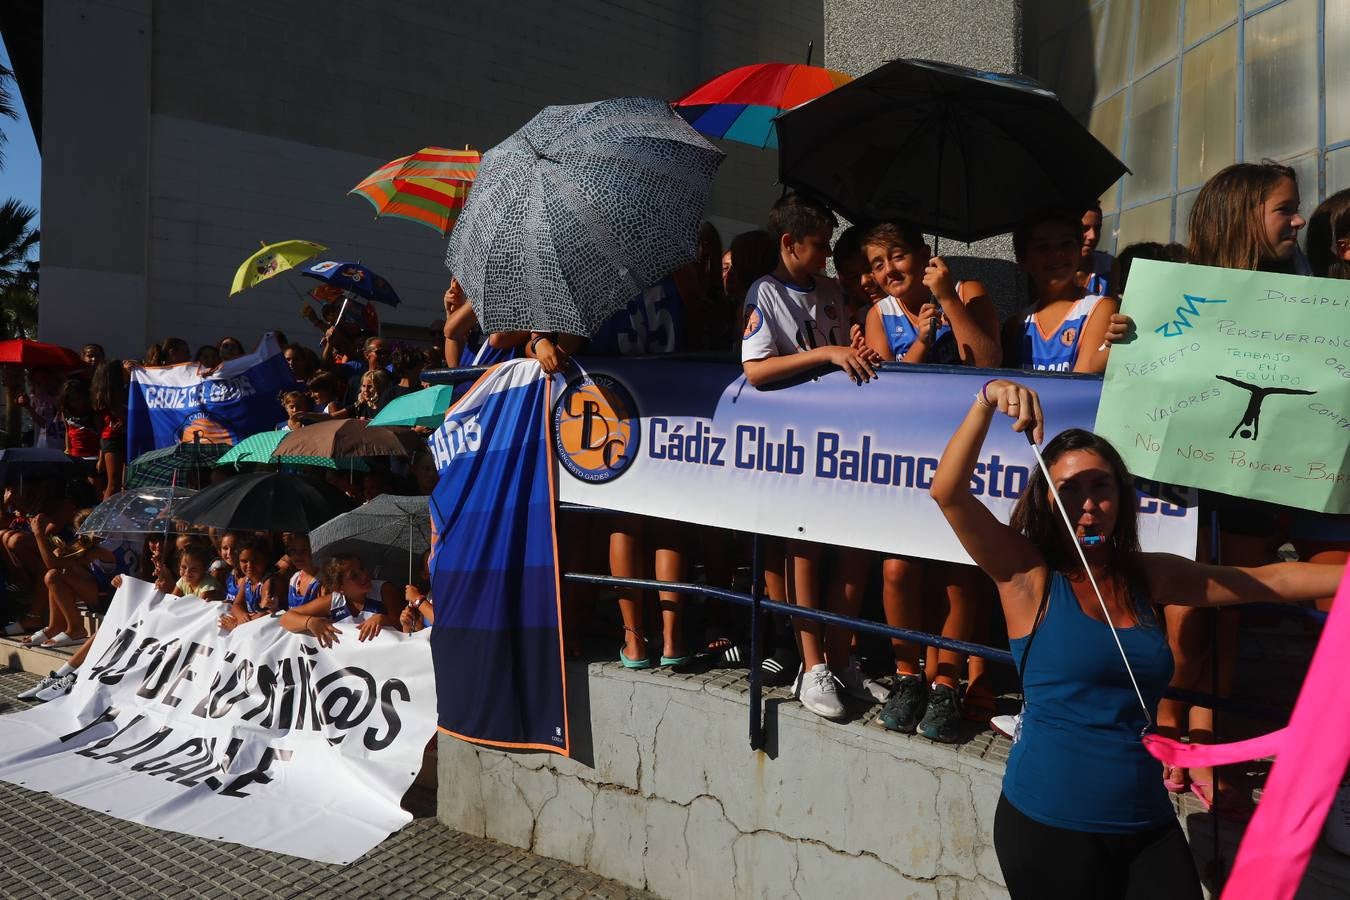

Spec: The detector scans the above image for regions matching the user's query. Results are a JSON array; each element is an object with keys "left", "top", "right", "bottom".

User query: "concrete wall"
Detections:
[
  {"left": 38, "top": 0, "right": 823, "bottom": 357},
  {"left": 822, "top": 0, "right": 1029, "bottom": 319},
  {"left": 439, "top": 663, "right": 1011, "bottom": 899}
]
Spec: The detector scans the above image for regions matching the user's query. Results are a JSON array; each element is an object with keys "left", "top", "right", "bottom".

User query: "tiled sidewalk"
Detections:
[{"left": 0, "top": 670, "right": 654, "bottom": 900}]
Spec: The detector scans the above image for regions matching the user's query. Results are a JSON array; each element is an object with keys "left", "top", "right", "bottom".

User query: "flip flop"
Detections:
[
  {"left": 659, "top": 654, "right": 693, "bottom": 667},
  {"left": 619, "top": 647, "right": 652, "bottom": 670},
  {"left": 1163, "top": 766, "right": 1187, "bottom": 793},
  {"left": 41, "top": 632, "right": 85, "bottom": 649},
  {"left": 1190, "top": 780, "right": 1213, "bottom": 812}
]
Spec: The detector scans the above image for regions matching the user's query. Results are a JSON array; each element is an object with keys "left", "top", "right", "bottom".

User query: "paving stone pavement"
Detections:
[{"left": 0, "top": 670, "right": 656, "bottom": 900}]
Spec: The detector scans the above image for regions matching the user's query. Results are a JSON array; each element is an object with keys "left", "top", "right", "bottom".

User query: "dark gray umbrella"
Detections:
[
  {"left": 308, "top": 494, "right": 430, "bottom": 582},
  {"left": 444, "top": 96, "right": 725, "bottom": 336},
  {"left": 172, "top": 472, "right": 354, "bottom": 533}
]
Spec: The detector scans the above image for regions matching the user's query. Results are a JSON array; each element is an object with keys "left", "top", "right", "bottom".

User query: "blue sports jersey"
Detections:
[
  {"left": 329, "top": 581, "right": 387, "bottom": 622},
  {"left": 874, "top": 294, "right": 960, "bottom": 364},
  {"left": 286, "top": 571, "right": 321, "bottom": 610},
  {"left": 1019, "top": 294, "right": 1106, "bottom": 372},
  {"left": 589, "top": 277, "right": 686, "bottom": 356}
]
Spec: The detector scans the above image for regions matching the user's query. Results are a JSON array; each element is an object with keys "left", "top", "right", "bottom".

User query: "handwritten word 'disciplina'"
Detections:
[{"left": 1154, "top": 294, "right": 1228, "bottom": 337}]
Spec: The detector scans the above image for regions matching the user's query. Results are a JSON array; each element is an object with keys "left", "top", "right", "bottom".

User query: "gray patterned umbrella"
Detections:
[
  {"left": 308, "top": 494, "right": 430, "bottom": 582},
  {"left": 444, "top": 96, "right": 725, "bottom": 336}
]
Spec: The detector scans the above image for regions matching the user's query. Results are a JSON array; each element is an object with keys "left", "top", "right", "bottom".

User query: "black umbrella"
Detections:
[
  {"left": 0, "top": 448, "right": 86, "bottom": 486},
  {"left": 171, "top": 472, "right": 355, "bottom": 533},
  {"left": 309, "top": 494, "right": 430, "bottom": 582},
  {"left": 776, "top": 59, "right": 1129, "bottom": 242}
]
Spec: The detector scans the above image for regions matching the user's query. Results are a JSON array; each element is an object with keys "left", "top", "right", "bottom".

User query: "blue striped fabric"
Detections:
[{"left": 427, "top": 360, "right": 568, "bottom": 755}]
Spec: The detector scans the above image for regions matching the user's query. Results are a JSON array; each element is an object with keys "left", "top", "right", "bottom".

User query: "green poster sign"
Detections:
[{"left": 1095, "top": 259, "right": 1350, "bottom": 513}]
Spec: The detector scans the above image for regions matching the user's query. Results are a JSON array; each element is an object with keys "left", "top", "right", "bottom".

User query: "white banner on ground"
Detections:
[{"left": 0, "top": 579, "right": 437, "bottom": 864}]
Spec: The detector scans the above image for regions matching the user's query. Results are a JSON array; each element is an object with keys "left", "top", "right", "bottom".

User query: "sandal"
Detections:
[
  {"left": 619, "top": 647, "right": 652, "bottom": 669},
  {"left": 1163, "top": 766, "right": 1187, "bottom": 793},
  {"left": 1190, "top": 781, "right": 1213, "bottom": 812},
  {"left": 21, "top": 628, "right": 49, "bottom": 647},
  {"left": 42, "top": 632, "right": 86, "bottom": 649}
]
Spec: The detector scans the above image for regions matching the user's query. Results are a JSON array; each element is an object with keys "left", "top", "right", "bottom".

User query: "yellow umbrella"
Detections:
[{"left": 229, "top": 239, "right": 327, "bottom": 296}]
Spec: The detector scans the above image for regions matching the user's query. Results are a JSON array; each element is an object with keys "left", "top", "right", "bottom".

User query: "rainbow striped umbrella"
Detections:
[
  {"left": 675, "top": 63, "right": 853, "bottom": 150},
  {"left": 349, "top": 147, "right": 481, "bottom": 235}
]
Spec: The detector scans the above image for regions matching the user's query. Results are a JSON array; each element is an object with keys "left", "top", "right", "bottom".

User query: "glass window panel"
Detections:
[
  {"left": 1329, "top": 146, "right": 1350, "bottom": 196},
  {"left": 1328, "top": 0, "right": 1350, "bottom": 144},
  {"left": 1175, "top": 188, "right": 1200, "bottom": 244},
  {"left": 1134, "top": 0, "right": 1180, "bottom": 77},
  {"left": 1096, "top": 0, "right": 1135, "bottom": 99},
  {"left": 1057, "top": 15, "right": 1100, "bottom": 116},
  {"left": 1101, "top": 212, "right": 1120, "bottom": 256},
  {"left": 1117, "top": 197, "right": 1174, "bottom": 250},
  {"left": 1038, "top": 37, "right": 1064, "bottom": 91},
  {"left": 1089, "top": 94, "right": 1128, "bottom": 215},
  {"left": 1178, "top": 28, "right": 1236, "bottom": 189},
  {"left": 1284, "top": 151, "right": 1320, "bottom": 210},
  {"left": 1123, "top": 62, "right": 1177, "bottom": 204},
  {"left": 1244, "top": 0, "right": 1319, "bottom": 162},
  {"left": 1184, "top": 0, "right": 1236, "bottom": 46}
]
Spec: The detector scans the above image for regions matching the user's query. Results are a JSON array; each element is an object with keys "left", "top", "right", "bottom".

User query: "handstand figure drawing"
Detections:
[{"left": 1215, "top": 375, "right": 1316, "bottom": 440}]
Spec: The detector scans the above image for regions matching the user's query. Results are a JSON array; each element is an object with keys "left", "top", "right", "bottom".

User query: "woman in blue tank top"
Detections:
[{"left": 930, "top": 378, "right": 1342, "bottom": 899}]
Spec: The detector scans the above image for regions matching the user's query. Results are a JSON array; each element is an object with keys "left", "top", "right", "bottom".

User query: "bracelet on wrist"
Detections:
[{"left": 976, "top": 379, "right": 997, "bottom": 407}]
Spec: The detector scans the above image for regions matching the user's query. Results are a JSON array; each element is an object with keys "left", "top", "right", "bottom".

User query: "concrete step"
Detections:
[{"left": 1, "top": 634, "right": 79, "bottom": 675}]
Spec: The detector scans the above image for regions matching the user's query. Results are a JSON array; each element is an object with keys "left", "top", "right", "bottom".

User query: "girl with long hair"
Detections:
[
  {"left": 1164, "top": 161, "right": 1308, "bottom": 807},
  {"left": 930, "top": 378, "right": 1341, "bottom": 898},
  {"left": 90, "top": 360, "right": 128, "bottom": 499}
]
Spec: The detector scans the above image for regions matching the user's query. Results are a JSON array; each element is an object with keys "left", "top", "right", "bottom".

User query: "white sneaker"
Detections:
[
  {"left": 991, "top": 712, "right": 1022, "bottom": 742},
  {"left": 834, "top": 658, "right": 891, "bottom": 703},
  {"left": 34, "top": 671, "right": 77, "bottom": 702},
  {"left": 794, "top": 663, "right": 846, "bottom": 719},
  {"left": 18, "top": 671, "right": 59, "bottom": 701}
]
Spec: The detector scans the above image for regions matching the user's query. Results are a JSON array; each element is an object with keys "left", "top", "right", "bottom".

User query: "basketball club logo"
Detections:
[
  {"left": 553, "top": 375, "right": 641, "bottom": 483},
  {"left": 1060, "top": 326, "right": 1078, "bottom": 346},
  {"left": 742, "top": 305, "right": 763, "bottom": 340}
]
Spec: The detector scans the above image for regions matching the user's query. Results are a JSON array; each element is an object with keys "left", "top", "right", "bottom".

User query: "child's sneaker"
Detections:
[
  {"left": 34, "top": 671, "right": 77, "bottom": 702},
  {"left": 834, "top": 658, "right": 890, "bottom": 703},
  {"left": 918, "top": 683, "right": 962, "bottom": 743},
  {"left": 793, "top": 663, "right": 845, "bottom": 719},
  {"left": 878, "top": 674, "right": 926, "bottom": 733},
  {"left": 18, "top": 671, "right": 59, "bottom": 701},
  {"left": 990, "top": 712, "right": 1022, "bottom": 741}
]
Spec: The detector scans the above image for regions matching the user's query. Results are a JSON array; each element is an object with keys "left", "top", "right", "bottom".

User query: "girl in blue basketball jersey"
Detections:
[
  {"left": 219, "top": 542, "right": 281, "bottom": 632},
  {"left": 861, "top": 221, "right": 1001, "bottom": 367},
  {"left": 280, "top": 533, "right": 321, "bottom": 611},
  {"left": 280, "top": 553, "right": 397, "bottom": 647},
  {"left": 1007, "top": 209, "right": 1119, "bottom": 373}
]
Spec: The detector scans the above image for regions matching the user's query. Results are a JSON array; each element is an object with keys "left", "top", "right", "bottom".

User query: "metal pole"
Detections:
[
  {"left": 1209, "top": 509, "right": 1224, "bottom": 889},
  {"left": 748, "top": 532, "right": 765, "bottom": 751}
]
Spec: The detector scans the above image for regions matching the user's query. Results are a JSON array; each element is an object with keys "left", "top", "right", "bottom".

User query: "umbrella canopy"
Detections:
[
  {"left": 0, "top": 339, "right": 83, "bottom": 370},
  {"left": 125, "top": 442, "right": 232, "bottom": 489},
  {"left": 350, "top": 147, "right": 480, "bottom": 235},
  {"left": 230, "top": 240, "right": 327, "bottom": 297},
  {"left": 300, "top": 261, "right": 401, "bottom": 307},
  {"left": 675, "top": 62, "right": 853, "bottom": 149},
  {"left": 776, "top": 59, "right": 1129, "bottom": 243},
  {"left": 78, "top": 486, "right": 199, "bottom": 536},
  {"left": 444, "top": 96, "right": 725, "bottom": 336},
  {"left": 171, "top": 472, "right": 355, "bottom": 533},
  {"left": 368, "top": 385, "right": 456, "bottom": 428},
  {"left": 0, "top": 448, "right": 86, "bottom": 485},
  {"left": 216, "top": 430, "right": 370, "bottom": 471},
  {"left": 309, "top": 494, "right": 431, "bottom": 581},
  {"left": 272, "top": 419, "right": 420, "bottom": 460}
]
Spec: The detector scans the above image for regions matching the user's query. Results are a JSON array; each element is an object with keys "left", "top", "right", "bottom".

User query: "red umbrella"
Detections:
[{"left": 0, "top": 339, "right": 83, "bottom": 370}]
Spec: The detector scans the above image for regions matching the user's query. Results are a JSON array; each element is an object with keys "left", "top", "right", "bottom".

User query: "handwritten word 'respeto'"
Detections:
[{"left": 1259, "top": 289, "right": 1350, "bottom": 308}]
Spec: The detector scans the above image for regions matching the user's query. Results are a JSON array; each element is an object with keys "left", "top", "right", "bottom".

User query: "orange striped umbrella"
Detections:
[{"left": 349, "top": 146, "right": 481, "bottom": 235}]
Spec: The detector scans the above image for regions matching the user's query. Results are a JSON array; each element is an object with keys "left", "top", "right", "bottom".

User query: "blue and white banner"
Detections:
[
  {"left": 428, "top": 359, "right": 571, "bottom": 756},
  {"left": 127, "top": 334, "right": 294, "bottom": 458},
  {"left": 551, "top": 360, "right": 1198, "bottom": 563}
]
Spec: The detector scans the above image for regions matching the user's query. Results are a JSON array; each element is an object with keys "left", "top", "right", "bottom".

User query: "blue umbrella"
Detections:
[
  {"left": 444, "top": 96, "right": 724, "bottom": 337},
  {"left": 300, "top": 261, "right": 402, "bottom": 306}
]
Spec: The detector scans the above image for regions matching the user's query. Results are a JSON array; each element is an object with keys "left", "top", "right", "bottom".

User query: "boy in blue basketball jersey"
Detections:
[{"left": 741, "top": 193, "right": 884, "bottom": 720}]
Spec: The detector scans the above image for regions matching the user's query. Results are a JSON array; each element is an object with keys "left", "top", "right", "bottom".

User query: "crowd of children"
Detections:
[{"left": 3, "top": 163, "right": 1349, "bottom": 889}]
